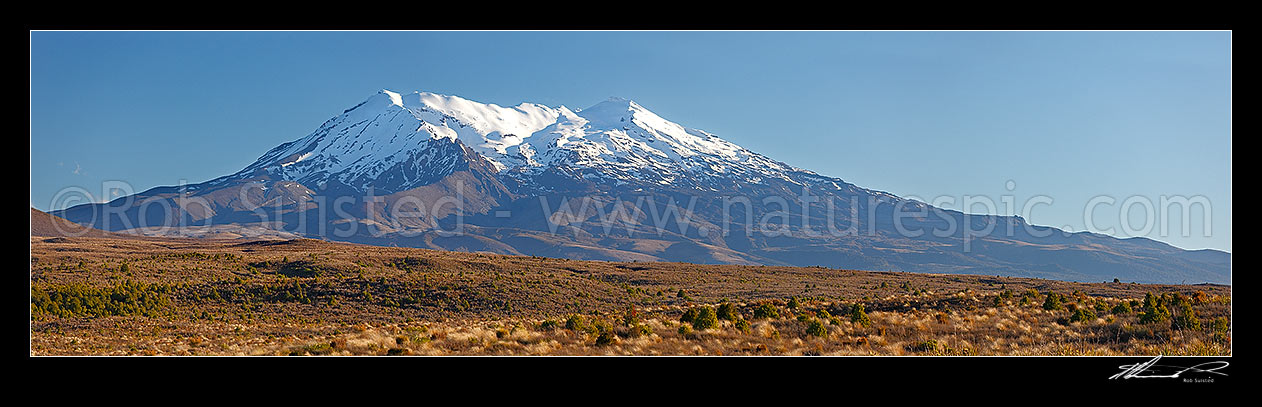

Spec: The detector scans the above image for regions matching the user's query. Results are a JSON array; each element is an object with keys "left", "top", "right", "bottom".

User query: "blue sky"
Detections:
[{"left": 30, "top": 31, "right": 1231, "bottom": 251}]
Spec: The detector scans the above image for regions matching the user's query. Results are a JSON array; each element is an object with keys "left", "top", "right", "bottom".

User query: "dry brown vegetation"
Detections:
[{"left": 30, "top": 236, "right": 1231, "bottom": 356}]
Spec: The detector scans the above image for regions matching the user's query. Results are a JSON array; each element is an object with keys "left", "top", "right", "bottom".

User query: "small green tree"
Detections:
[
  {"left": 716, "top": 303, "right": 738, "bottom": 321},
  {"left": 806, "top": 320, "right": 827, "bottom": 337},
  {"left": 1069, "top": 307, "right": 1097, "bottom": 323},
  {"left": 679, "top": 308, "right": 698, "bottom": 324},
  {"left": 1210, "top": 317, "right": 1230, "bottom": 340},
  {"left": 1093, "top": 301, "right": 1109, "bottom": 314},
  {"left": 1170, "top": 296, "right": 1201, "bottom": 331},
  {"left": 565, "top": 315, "right": 586, "bottom": 331},
  {"left": 1172, "top": 306, "right": 1201, "bottom": 331},
  {"left": 1111, "top": 301, "right": 1133, "bottom": 314},
  {"left": 850, "top": 303, "right": 871, "bottom": 328},
  {"left": 1042, "top": 292, "right": 1064, "bottom": 311},
  {"left": 1138, "top": 293, "right": 1171, "bottom": 324},
  {"left": 692, "top": 306, "right": 718, "bottom": 330},
  {"left": 753, "top": 303, "right": 780, "bottom": 320}
]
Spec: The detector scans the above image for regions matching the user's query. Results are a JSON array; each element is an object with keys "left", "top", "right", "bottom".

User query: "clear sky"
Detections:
[{"left": 29, "top": 31, "right": 1231, "bottom": 252}]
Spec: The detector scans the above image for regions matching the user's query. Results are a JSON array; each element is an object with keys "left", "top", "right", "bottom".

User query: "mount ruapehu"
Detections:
[{"left": 54, "top": 90, "right": 1230, "bottom": 285}]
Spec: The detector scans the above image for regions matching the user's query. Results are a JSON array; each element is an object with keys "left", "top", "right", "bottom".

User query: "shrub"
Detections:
[
  {"left": 850, "top": 303, "right": 872, "bottom": 328},
  {"left": 907, "top": 339, "right": 939, "bottom": 353},
  {"left": 1210, "top": 317, "right": 1230, "bottom": 339},
  {"left": 622, "top": 307, "right": 639, "bottom": 326},
  {"left": 787, "top": 297, "right": 800, "bottom": 309},
  {"left": 1171, "top": 297, "right": 1201, "bottom": 331},
  {"left": 1139, "top": 305, "right": 1171, "bottom": 324},
  {"left": 677, "top": 324, "right": 693, "bottom": 337},
  {"left": 539, "top": 319, "right": 560, "bottom": 331},
  {"left": 564, "top": 315, "right": 586, "bottom": 331},
  {"left": 1069, "top": 307, "right": 1097, "bottom": 323},
  {"left": 595, "top": 331, "right": 615, "bottom": 346},
  {"left": 734, "top": 318, "right": 751, "bottom": 334},
  {"left": 1172, "top": 307, "right": 1201, "bottom": 331},
  {"left": 806, "top": 320, "right": 827, "bottom": 338},
  {"left": 1138, "top": 293, "right": 1171, "bottom": 324},
  {"left": 716, "top": 303, "right": 739, "bottom": 321},
  {"left": 1042, "top": 292, "right": 1064, "bottom": 311},
  {"left": 679, "top": 308, "right": 698, "bottom": 324},
  {"left": 1111, "top": 302, "right": 1132, "bottom": 314},
  {"left": 692, "top": 306, "right": 719, "bottom": 330},
  {"left": 753, "top": 303, "right": 780, "bottom": 320},
  {"left": 591, "top": 320, "right": 613, "bottom": 336},
  {"left": 817, "top": 309, "right": 831, "bottom": 320},
  {"left": 31, "top": 280, "right": 172, "bottom": 319},
  {"left": 630, "top": 324, "right": 653, "bottom": 338}
]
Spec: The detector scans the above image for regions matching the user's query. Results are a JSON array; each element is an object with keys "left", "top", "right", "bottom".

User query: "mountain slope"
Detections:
[
  {"left": 30, "top": 208, "right": 125, "bottom": 238},
  {"left": 54, "top": 90, "right": 1231, "bottom": 284}
]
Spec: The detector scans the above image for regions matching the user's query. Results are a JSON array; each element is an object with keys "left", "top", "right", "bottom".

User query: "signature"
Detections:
[{"left": 1110, "top": 355, "right": 1229, "bottom": 380}]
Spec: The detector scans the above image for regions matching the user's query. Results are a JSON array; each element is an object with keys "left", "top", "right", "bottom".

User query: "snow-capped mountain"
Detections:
[
  {"left": 55, "top": 90, "right": 1231, "bottom": 285},
  {"left": 505, "top": 96, "right": 803, "bottom": 190},
  {"left": 209, "top": 90, "right": 557, "bottom": 194},
  {"left": 216, "top": 90, "right": 813, "bottom": 194}
]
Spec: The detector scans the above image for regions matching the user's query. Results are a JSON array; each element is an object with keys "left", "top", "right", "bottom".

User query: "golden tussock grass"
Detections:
[{"left": 30, "top": 237, "right": 1231, "bottom": 356}]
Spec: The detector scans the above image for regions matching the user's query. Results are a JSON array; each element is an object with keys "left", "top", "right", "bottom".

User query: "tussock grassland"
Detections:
[{"left": 30, "top": 237, "right": 1230, "bottom": 356}]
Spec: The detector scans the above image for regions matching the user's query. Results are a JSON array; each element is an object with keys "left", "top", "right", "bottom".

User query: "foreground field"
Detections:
[{"left": 30, "top": 237, "right": 1231, "bottom": 356}]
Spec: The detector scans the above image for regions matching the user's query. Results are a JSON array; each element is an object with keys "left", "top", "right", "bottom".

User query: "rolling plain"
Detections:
[{"left": 30, "top": 232, "right": 1230, "bottom": 356}]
